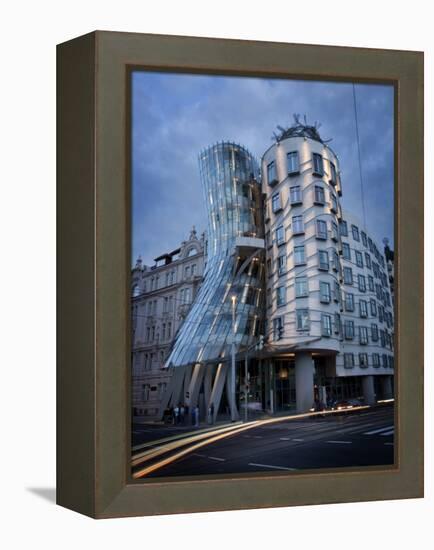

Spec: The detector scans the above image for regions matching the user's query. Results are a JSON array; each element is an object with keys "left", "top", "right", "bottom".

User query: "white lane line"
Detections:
[
  {"left": 192, "top": 453, "right": 206, "bottom": 458},
  {"left": 384, "top": 442, "right": 394, "bottom": 446},
  {"left": 279, "top": 437, "right": 291, "bottom": 441},
  {"left": 292, "top": 438, "right": 304, "bottom": 442},
  {"left": 364, "top": 425, "right": 394, "bottom": 435},
  {"left": 380, "top": 429, "right": 394, "bottom": 436},
  {"left": 248, "top": 462, "right": 297, "bottom": 471},
  {"left": 326, "top": 440, "right": 352, "bottom": 444},
  {"left": 208, "top": 456, "right": 225, "bottom": 461}
]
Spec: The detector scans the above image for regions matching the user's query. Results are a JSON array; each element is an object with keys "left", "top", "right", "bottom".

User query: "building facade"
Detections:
[
  {"left": 131, "top": 228, "right": 206, "bottom": 419},
  {"left": 260, "top": 122, "right": 394, "bottom": 412}
]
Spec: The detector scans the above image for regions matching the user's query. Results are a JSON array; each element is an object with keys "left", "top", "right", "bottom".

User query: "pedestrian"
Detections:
[
  {"left": 173, "top": 405, "right": 179, "bottom": 425},
  {"left": 180, "top": 404, "right": 185, "bottom": 424},
  {"left": 195, "top": 405, "right": 200, "bottom": 427}
]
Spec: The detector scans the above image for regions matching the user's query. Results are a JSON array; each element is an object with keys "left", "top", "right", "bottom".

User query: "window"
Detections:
[
  {"left": 320, "top": 281, "right": 331, "bottom": 303},
  {"left": 167, "top": 322, "right": 172, "bottom": 339},
  {"left": 267, "top": 161, "right": 277, "bottom": 185},
  {"left": 163, "top": 296, "right": 168, "bottom": 313},
  {"left": 276, "top": 286, "right": 286, "bottom": 307},
  {"left": 361, "top": 231, "right": 367, "bottom": 247},
  {"left": 331, "top": 221, "right": 339, "bottom": 241},
  {"left": 277, "top": 253, "right": 286, "bottom": 276},
  {"left": 333, "top": 281, "right": 340, "bottom": 303},
  {"left": 359, "top": 326, "right": 369, "bottom": 345},
  {"left": 330, "top": 193, "right": 338, "bottom": 213},
  {"left": 314, "top": 186, "right": 325, "bottom": 204},
  {"left": 191, "top": 264, "right": 196, "bottom": 276},
  {"left": 344, "top": 320, "right": 354, "bottom": 339},
  {"left": 287, "top": 151, "right": 299, "bottom": 174},
  {"left": 294, "top": 245, "right": 306, "bottom": 265},
  {"left": 344, "top": 353, "right": 354, "bottom": 368},
  {"left": 370, "top": 299, "right": 377, "bottom": 316},
  {"left": 359, "top": 300, "right": 368, "bottom": 318},
  {"left": 340, "top": 220, "right": 348, "bottom": 236},
  {"left": 318, "top": 250, "right": 329, "bottom": 271},
  {"left": 334, "top": 312, "right": 341, "bottom": 334},
  {"left": 316, "top": 219, "right": 327, "bottom": 239},
  {"left": 273, "top": 316, "right": 284, "bottom": 340},
  {"left": 332, "top": 250, "right": 339, "bottom": 272},
  {"left": 382, "top": 354, "right": 388, "bottom": 368},
  {"left": 343, "top": 266, "right": 353, "bottom": 285},
  {"left": 351, "top": 225, "right": 360, "bottom": 241},
  {"left": 380, "top": 329, "right": 385, "bottom": 347},
  {"left": 295, "top": 276, "right": 308, "bottom": 298},
  {"left": 388, "top": 356, "right": 394, "bottom": 369},
  {"left": 132, "top": 285, "right": 140, "bottom": 297},
  {"left": 312, "top": 153, "right": 323, "bottom": 176},
  {"left": 355, "top": 250, "right": 363, "bottom": 268},
  {"left": 329, "top": 161, "right": 337, "bottom": 184},
  {"left": 321, "top": 314, "right": 332, "bottom": 337},
  {"left": 358, "top": 274, "right": 366, "bottom": 293},
  {"left": 292, "top": 215, "right": 304, "bottom": 234},
  {"left": 290, "top": 185, "right": 302, "bottom": 204},
  {"left": 185, "top": 265, "right": 190, "bottom": 278},
  {"left": 368, "top": 275, "right": 375, "bottom": 292},
  {"left": 345, "top": 292, "right": 355, "bottom": 312},
  {"left": 272, "top": 192, "right": 282, "bottom": 213},
  {"left": 372, "top": 353, "right": 380, "bottom": 367},
  {"left": 342, "top": 242, "right": 351, "bottom": 260},
  {"left": 296, "top": 309, "right": 310, "bottom": 331},
  {"left": 276, "top": 225, "right": 285, "bottom": 246},
  {"left": 365, "top": 252, "right": 371, "bottom": 269},
  {"left": 161, "top": 323, "right": 166, "bottom": 340},
  {"left": 359, "top": 353, "right": 368, "bottom": 368}
]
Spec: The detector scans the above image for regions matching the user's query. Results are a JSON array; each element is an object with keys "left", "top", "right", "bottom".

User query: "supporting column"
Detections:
[
  {"left": 295, "top": 352, "right": 315, "bottom": 413},
  {"left": 362, "top": 375, "right": 376, "bottom": 405},
  {"left": 186, "top": 363, "right": 205, "bottom": 409},
  {"left": 226, "top": 365, "right": 240, "bottom": 421},
  {"left": 208, "top": 363, "right": 228, "bottom": 423},
  {"left": 380, "top": 375, "right": 393, "bottom": 400}
]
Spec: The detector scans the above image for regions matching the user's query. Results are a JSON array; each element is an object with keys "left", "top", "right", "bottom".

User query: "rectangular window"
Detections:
[
  {"left": 312, "top": 153, "right": 323, "bottom": 176},
  {"left": 358, "top": 274, "right": 366, "bottom": 293},
  {"left": 296, "top": 309, "right": 310, "bottom": 331},
  {"left": 287, "top": 151, "right": 299, "bottom": 175},
  {"left": 333, "top": 281, "right": 340, "bottom": 303},
  {"left": 276, "top": 286, "right": 286, "bottom": 307},
  {"left": 372, "top": 353, "right": 380, "bottom": 367},
  {"left": 345, "top": 292, "right": 355, "bottom": 312},
  {"left": 292, "top": 215, "right": 304, "bottom": 234},
  {"left": 344, "top": 353, "right": 354, "bottom": 368},
  {"left": 382, "top": 354, "right": 388, "bottom": 368},
  {"left": 359, "top": 299, "right": 368, "bottom": 318},
  {"left": 273, "top": 316, "right": 284, "bottom": 340},
  {"left": 295, "top": 276, "right": 308, "bottom": 298},
  {"left": 359, "top": 326, "right": 369, "bottom": 345},
  {"left": 342, "top": 242, "right": 351, "bottom": 260},
  {"left": 368, "top": 275, "right": 375, "bottom": 292},
  {"left": 330, "top": 193, "right": 338, "bottom": 213},
  {"left": 277, "top": 253, "right": 286, "bottom": 276},
  {"left": 275, "top": 225, "right": 285, "bottom": 246},
  {"left": 318, "top": 250, "right": 329, "bottom": 271},
  {"left": 167, "top": 322, "right": 172, "bottom": 339},
  {"left": 272, "top": 192, "right": 282, "bottom": 213},
  {"left": 320, "top": 281, "right": 331, "bottom": 303},
  {"left": 294, "top": 245, "right": 305, "bottom": 265},
  {"left": 365, "top": 252, "right": 371, "bottom": 269},
  {"left": 380, "top": 329, "right": 385, "bottom": 347},
  {"left": 355, "top": 250, "right": 363, "bottom": 268},
  {"left": 340, "top": 220, "right": 348, "bottom": 236},
  {"left": 314, "top": 185, "right": 325, "bottom": 204},
  {"left": 321, "top": 314, "right": 332, "bottom": 337},
  {"left": 267, "top": 161, "right": 277, "bottom": 186},
  {"left": 351, "top": 224, "right": 360, "bottom": 241},
  {"left": 332, "top": 250, "right": 339, "bottom": 272},
  {"left": 344, "top": 320, "right": 354, "bottom": 339},
  {"left": 343, "top": 266, "right": 353, "bottom": 285},
  {"left": 359, "top": 353, "right": 368, "bottom": 368},
  {"left": 370, "top": 299, "right": 377, "bottom": 316},
  {"left": 331, "top": 221, "right": 339, "bottom": 241},
  {"left": 290, "top": 185, "right": 302, "bottom": 204},
  {"left": 388, "top": 356, "right": 394, "bottom": 369},
  {"left": 329, "top": 161, "right": 337, "bottom": 184},
  {"left": 361, "top": 231, "right": 367, "bottom": 247},
  {"left": 316, "top": 219, "right": 328, "bottom": 239}
]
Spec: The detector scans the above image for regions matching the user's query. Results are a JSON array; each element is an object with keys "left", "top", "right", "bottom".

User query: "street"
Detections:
[{"left": 132, "top": 404, "right": 394, "bottom": 479}]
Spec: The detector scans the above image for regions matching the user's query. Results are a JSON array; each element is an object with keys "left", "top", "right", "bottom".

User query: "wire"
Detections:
[{"left": 352, "top": 83, "right": 367, "bottom": 229}]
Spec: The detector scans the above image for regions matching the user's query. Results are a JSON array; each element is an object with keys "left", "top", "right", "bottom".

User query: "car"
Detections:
[{"left": 331, "top": 400, "right": 355, "bottom": 411}]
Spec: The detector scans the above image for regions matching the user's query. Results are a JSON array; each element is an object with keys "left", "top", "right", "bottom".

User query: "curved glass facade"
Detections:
[{"left": 165, "top": 142, "right": 265, "bottom": 368}]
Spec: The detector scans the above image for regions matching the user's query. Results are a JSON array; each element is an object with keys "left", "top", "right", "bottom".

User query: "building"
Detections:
[
  {"left": 260, "top": 120, "right": 394, "bottom": 412},
  {"left": 131, "top": 228, "right": 206, "bottom": 419}
]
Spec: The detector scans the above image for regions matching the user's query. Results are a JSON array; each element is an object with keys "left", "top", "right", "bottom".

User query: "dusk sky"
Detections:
[{"left": 132, "top": 71, "right": 394, "bottom": 266}]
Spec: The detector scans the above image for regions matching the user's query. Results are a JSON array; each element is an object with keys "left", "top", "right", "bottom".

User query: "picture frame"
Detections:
[{"left": 57, "top": 30, "right": 423, "bottom": 518}]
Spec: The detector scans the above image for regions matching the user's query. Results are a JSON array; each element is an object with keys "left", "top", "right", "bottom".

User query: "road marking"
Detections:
[
  {"left": 380, "top": 429, "right": 394, "bottom": 436},
  {"left": 248, "top": 462, "right": 297, "bottom": 471},
  {"left": 292, "top": 438, "right": 304, "bottom": 442},
  {"left": 384, "top": 442, "right": 394, "bottom": 446},
  {"left": 364, "top": 425, "right": 394, "bottom": 435},
  {"left": 208, "top": 456, "right": 225, "bottom": 461},
  {"left": 253, "top": 435, "right": 263, "bottom": 439},
  {"left": 326, "top": 440, "right": 352, "bottom": 444},
  {"left": 279, "top": 437, "right": 291, "bottom": 441},
  {"left": 192, "top": 453, "right": 206, "bottom": 458}
]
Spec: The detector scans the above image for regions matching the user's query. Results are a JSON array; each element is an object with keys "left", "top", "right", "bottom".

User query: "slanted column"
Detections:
[
  {"left": 362, "top": 375, "right": 376, "bottom": 405},
  {"left": 295, "top": 352, "right": 315, "bottom": 413},
  {"left": 380, "top": 375, "right": 393, "bottom": 400}
]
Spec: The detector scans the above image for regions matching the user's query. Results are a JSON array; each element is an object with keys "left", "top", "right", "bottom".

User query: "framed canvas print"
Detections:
[{"left": 57, "top": 31, "right": 424, "bottom": 518}]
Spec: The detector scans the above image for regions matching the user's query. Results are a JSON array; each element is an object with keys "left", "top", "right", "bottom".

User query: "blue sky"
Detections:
[{"left": 132, "top": 71, "right": 394, "bottom": 265}]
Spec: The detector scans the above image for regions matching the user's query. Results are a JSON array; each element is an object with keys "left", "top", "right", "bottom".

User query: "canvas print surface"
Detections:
[{"left": 130, "top": 71, "right": 395, "bottom": 479}]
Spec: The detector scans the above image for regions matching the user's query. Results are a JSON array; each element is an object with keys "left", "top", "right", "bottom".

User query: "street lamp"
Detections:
[{"left": 231, "top": 295, "right": 237, "bottom": 422}]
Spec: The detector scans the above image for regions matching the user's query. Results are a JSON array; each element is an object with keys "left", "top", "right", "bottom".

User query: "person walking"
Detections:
[{"left": 194, "top": 405, "right": 200, "bottom": 427}]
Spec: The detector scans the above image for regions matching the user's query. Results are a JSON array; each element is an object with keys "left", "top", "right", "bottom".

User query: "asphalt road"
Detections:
[{"left": 134, "top": 405, "right": 394, "bottom": 478}]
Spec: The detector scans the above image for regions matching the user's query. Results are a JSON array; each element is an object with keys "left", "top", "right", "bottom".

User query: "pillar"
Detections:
[
  {"left": 362, "top": 375, "right": 376, "bottom": 405},
  {"left": 380, "top": 375, "right": 393, "bottom": 399},
  {"left": 295, "top": 352, "right": 315, "bottom": 413}
]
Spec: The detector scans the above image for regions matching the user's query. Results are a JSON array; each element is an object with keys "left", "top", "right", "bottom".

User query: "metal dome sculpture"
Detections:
[{"left": 272, "top": 114, "right": 332, "bottom": 144}]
